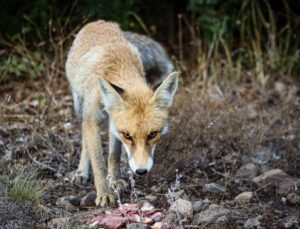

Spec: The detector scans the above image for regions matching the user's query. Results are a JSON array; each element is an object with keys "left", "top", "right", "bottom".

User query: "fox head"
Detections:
[{"left": 99, "top": 72, "right": 178, "bottom": 176}]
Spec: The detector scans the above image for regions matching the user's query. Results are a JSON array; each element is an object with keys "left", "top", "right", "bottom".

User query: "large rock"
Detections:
[
  {"left": 192, "top": 204, "right": 231, "bottom": 226},
  {"left": 252, "top": 169, "right": 300, "bottom": 195},
  {"left": 169, "top": 198, "right": 193, "bottom": 219},
  {"left": 235, "top": 163, "right": 258, "bottom": 180}
]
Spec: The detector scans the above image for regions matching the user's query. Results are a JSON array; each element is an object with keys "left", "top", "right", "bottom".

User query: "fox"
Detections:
[{"left": 65, "top": 20, "right": 178, "bottom": 207}]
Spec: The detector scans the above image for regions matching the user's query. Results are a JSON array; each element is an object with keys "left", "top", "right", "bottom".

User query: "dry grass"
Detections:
[
  {"left": 179, "top": 0, "right": 300, "bottom": 86},
  {"left": 0, "top": 165, "right": 50, "bottom": 203}
]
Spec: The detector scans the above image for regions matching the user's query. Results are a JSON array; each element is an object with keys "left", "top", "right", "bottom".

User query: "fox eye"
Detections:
[
  {"left": 148, "top": 131, "right": 158, "bottom": 140},
  {"left": 122, "top": 132, "right": 132, "bottom": 141}
]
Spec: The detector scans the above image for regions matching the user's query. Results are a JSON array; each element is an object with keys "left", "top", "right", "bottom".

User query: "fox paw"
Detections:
[
  {"left": 72, "top": 170, "right": 89, "bottom": 185},
  {"left": 95, "top": 193, "right": 115, "bottom": 207},
  {"left": 109, "top": 178, "right": 129, "bottom": 192}
]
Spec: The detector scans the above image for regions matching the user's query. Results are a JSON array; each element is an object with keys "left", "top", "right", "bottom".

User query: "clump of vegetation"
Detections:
[
  {"left": 186, "top": 0, "right": 300, "bottom": 85},
  {"left": 0, "top": 165, "right": 49, "bottom": 203},
  {"left": 0, "top": 0, "right": 299, "bottom": 86}
]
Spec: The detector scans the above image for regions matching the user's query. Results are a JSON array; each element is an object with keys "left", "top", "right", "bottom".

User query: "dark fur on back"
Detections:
[{"left": 124, "top": 32, "right": 174, "bottom": 88}]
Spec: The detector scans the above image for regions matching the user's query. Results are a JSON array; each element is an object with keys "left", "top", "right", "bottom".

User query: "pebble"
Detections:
[
  {"left": 202, "top": 183, "right": 226, "bottom": 193},
  {"left": 286, "top": 193, "right": 300, "bottom": 205},
  {"left": 143, "top": 195, "right": 158, "bottom": 206},
  {"left": 192, "top": 200, "right": 204, "bottom": 213},
  {"left": 235, "top": 163, "right": 258, "bottom": 180},
  {"left": 56, "top": 195, "right": 79, "bottom": 207},
  {"left": 126, "top": 223, "right": 148, "bottom": 229},
  {"left": 80, "top": 191, "right": 97, "bottom": 207},
  {"left": 281, "top": 215, "right": 299, "bottom": 228},
  {"left": 234, "top": 192, "right": 253, "bottom": 205}
]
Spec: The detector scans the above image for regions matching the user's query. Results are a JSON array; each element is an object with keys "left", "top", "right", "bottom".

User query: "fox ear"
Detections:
[
  {"left": 99, "top": 78, "right": 124, "bottom": 110},
  {"left": 152, "top": 72, "right": 179, "bottom": 108}
]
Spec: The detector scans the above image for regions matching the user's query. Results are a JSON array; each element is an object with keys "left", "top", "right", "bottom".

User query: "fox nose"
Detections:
[{"left": 135, "top": 169, "right": 148, "bottom": 176}]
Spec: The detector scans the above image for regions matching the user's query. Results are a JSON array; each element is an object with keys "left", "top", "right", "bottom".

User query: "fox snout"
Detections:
[
  {"left": 129, "top": 154, "right": 153, "bottom": 176},
  {"left": 125, "top": 145, "right": 154, "bottom": 176}
]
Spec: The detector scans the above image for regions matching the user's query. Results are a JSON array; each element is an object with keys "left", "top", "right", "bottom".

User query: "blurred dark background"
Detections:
[{"left": 1, "top": 0, "right": 300, "bottom": 83}]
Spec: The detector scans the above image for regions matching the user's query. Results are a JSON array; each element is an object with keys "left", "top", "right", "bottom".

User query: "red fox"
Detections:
[{"left": 65, "top": 20, "right": 178, "bottom": 207}]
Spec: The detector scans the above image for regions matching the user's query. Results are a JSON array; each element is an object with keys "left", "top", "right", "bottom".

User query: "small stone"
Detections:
[
  {"left": 287, "top": 193, "right": 300, "bottom": 204},
  {"left": 56, "top": 195, "right": 77, "bottom": 207},
  {"left": 69, "top": 196, "right": 81, "bottom": 206},
  {"left": 192, "top": 200, "right": 204, "bottom": 213},
  {"left": 277, "top": 178, "right": 300, "bottom": 195},
  {"left": 169, "top": 199, "right": 193, "bottom": 219},
  {"left": 234, "top": 192, "right": 253, "bottom": 204},
  {"left": 274, "top": 81, "right": 286, "bottom": 96},
  {"left": 243, "top": 215, "right": 263, "bottom": 229},
  {"left": 63, "top": 122, "right": 73, "bottom": 129},
  {"left": 126, "top": 223, "right": 148, "bottom": 229},
  {"left": 281, "top": 215, "right": 299, "bottom": 228},
  {"left": 202, "top": 183, "right": 226, "bottom": 193},
  {"left": 80, "top": 191, "right": 97, "bottom": 207},
  {"left": 144, "top": 195, "right": 158, "bottom": 205},
  {"left": 152, "top": 222, "right": 172, "bottom": 229},
  {"left": 281, "top": 197, "right": 287, "bottom": 204},
  {"left": 252, "top": 169, "right": 286, "bottom": 184},
  {"left": 31, "top": 100, "right": 39, "bottom": 107},
  {"left": 236, "top": 163, "right": 258, "bottom": 180},
  {"left": 192, "top": 204, "right": 231, "bottom": 225},
  {"left": 47, "top": 217, "right": 70, "bottom": 229}
]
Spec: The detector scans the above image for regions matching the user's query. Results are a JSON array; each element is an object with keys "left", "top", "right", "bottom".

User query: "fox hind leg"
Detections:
[{"left": 73, "top": 134, "right": 90, "bottom": 185}]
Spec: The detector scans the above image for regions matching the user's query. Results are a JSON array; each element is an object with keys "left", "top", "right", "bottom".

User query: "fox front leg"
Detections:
[
  {"left": 108, "top": 133, "right": 128, "bottom": 191},
  {"left": 82, "top": 118, "right": 115, "bottom": 207}
]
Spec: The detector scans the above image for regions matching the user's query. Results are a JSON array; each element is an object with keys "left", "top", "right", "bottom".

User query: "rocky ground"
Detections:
[{"left": 0, "top": 75, "right": 299, "bottom": 228}]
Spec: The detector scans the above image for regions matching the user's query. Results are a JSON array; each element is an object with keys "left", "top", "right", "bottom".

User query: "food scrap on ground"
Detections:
[{"left": 85, "top": 202, "right": 170, "bottom": 229}]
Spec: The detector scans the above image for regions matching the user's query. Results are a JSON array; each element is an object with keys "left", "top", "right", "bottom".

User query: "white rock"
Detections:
[{"left": 234, "top": 192, "right": 253, "bottom": 204}]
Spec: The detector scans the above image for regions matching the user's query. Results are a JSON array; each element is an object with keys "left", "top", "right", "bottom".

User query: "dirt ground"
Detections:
[{"left": 0, "top": 74, "right": 299, "bottom": 228}]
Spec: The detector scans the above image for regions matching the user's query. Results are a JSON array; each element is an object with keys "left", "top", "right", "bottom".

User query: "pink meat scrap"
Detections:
[{"left": 85, "top": 202, "right": 171, "bottom": 229}]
